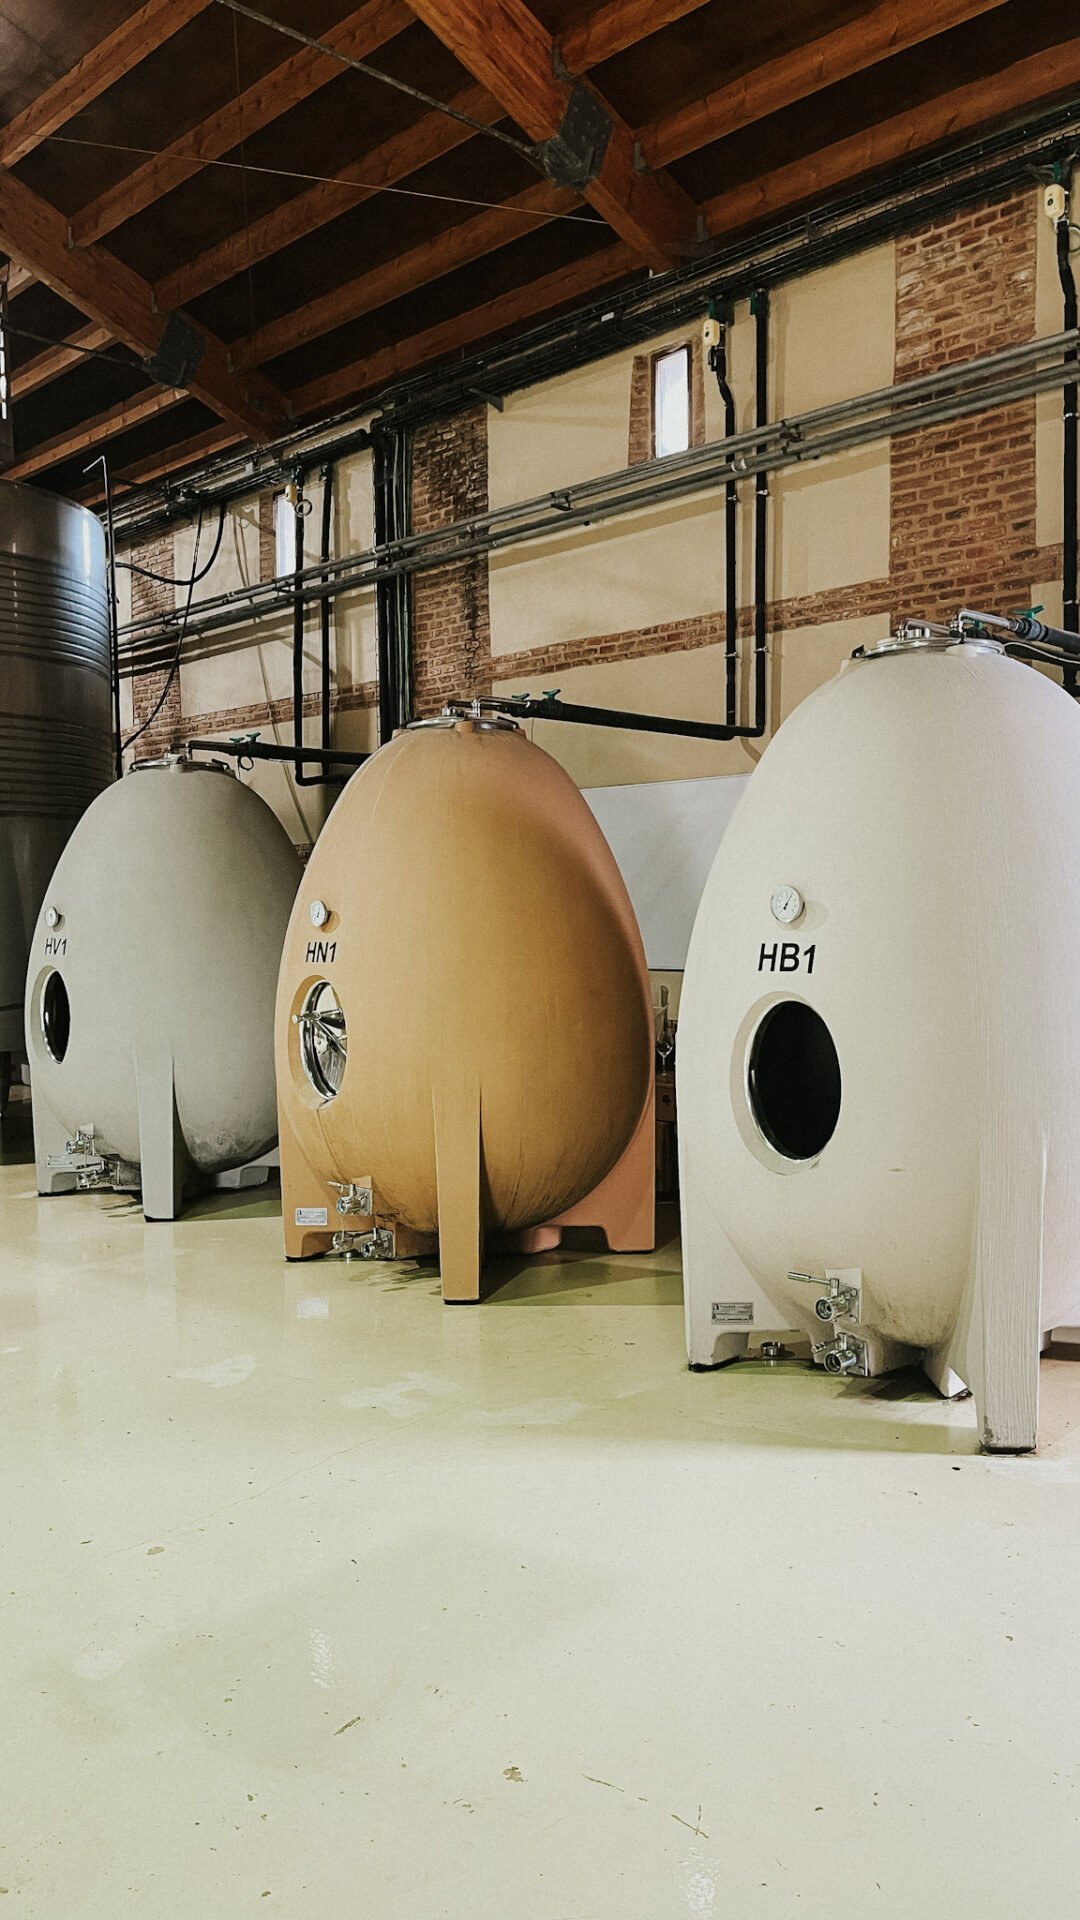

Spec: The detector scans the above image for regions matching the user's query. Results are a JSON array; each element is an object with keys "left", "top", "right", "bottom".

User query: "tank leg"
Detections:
[
  {"left": 277, "top": 1100, "right": 337, "bottom": 1259},
  {"left": 542, "top": 1090, "right": 656, "bottom": 1252},
  {"left": 433, "top": 1076, "right": 483, "bottom": 1303},
  {"left": 680, "top": 1142, "right": 793, "bottom": 1367},
  {"left": 937, "top": 1151, "right": 1043, "bottom": 1451},
  {"left": 136, "top": 1051, "right": 188, "bottom": 1221},
  {"left": 30, "top": 1087, "right": 78, "bottom": 1195}
]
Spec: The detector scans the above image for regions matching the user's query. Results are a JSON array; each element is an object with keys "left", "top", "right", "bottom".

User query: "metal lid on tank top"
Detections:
[
  {"left": 852, "top": 620, "right": 1004, "bottom": 661},
  {"left": 128, "top": 750, "right": 236, "bottom": 775}
]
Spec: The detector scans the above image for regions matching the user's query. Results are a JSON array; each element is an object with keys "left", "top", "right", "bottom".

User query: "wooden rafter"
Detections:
[
  {"left": 291, "top": 239, "right": 639, "bottom": 416},
  {"left": 641, "top": 0, "right": 1012, "bottom": 167},
  {"left": 559, "top": 0, "right": 712, "bottom": 75},
  {"left": 406, "top": 0, "right": 696, "bottom": 269},
  {"left": 0, "top": 0, "right": 218, "bottom": 170},
  {"left": 5, "top": 265, "right": 37, "bottom": 297},
  {"left": 13, "top": 323, "right": 112, "bottom": 400},
  {"left": 77, "top": 424, "right": 244, "bottom": 506},
  {"left": 154, "top": 82, "right": 500, "bottom": 310},
  {"left": 5, "top": 386, "right": 184, "bottom": 482},
  {"left": 0, "top": 168, "right": 287, "bottom": 441},
  {"left": 700, "top": 33, "right": 1080, "bottom": 240},
  {"left": 234, "top": 182, "right": 574, "bottom": 370},
  {"left": 70, "top": 0, "right": 411, "bottom": 247}
]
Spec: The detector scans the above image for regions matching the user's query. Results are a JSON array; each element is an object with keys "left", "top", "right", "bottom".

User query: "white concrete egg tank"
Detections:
[
  {"left": 678, "top": 628, "right": 1080, "bottom": 1451},
  {"left": 27, "top": 755, "right": 302, "bottom": 1218}
]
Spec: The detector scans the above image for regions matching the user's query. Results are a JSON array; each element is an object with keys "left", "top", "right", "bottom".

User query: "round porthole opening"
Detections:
[
  {"left": 298, "top": 979, "right": 346, "bottom": 1100},
  {"left": 41, "top": 970, "right": 70, "bottom": 1063},
  {"left": 747, "top": 999, "right": 841, "bottom": 1161}
]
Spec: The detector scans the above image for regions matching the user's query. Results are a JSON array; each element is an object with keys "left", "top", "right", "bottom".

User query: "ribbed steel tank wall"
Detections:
[{"left": 0, "top": 480, "right": 113, "bottom": 1059}]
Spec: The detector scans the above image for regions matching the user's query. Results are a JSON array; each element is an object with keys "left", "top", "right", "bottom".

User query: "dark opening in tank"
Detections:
[
  {"left": 748, "top": 1000, "right": 841, "bottom": 1160},
  {"left": 41, "top": 970, "right": 70, "bottom": 1063}
]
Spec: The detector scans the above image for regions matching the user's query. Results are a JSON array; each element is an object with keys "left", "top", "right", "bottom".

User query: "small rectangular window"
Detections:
[
  {"left": 274, "top": 489, "right": 296, "bottom": 577},
  {"left": 652, "top": 344, "right": 691, "bottom": 459}
]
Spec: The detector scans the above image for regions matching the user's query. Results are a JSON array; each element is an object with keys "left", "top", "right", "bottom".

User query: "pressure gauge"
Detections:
[
  {"left": 309, "top": 899, "right": 330, "bottom": 929},
  {"left": 770, "top": 885, "right": 804, "bottom": 925},
  {"left": 44, "top": 905, "right": 62, "bottom": 930}
]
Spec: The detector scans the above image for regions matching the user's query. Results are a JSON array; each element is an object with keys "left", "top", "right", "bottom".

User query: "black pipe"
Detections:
[
  {"left": 752, "top": 288, "right": 770, "bottom": 738},
  {"left": 185, "top": 738, "right": 369, "bottom": 769},
  {"left": 83, "top": 452, "right": 123, "bottom": 778},
  {"left": 450, "top": 696, "right": 740, "bottom": 742},
  {"left": 1057, "top": 211, "right": 1079, "bottom": 693},
  {"left": 373, "top": 426, "right": 414, "bottom": 743},
  {"left": 708, "top": 305, "right": 739, "bottom": 728},
  {"left": 289, "top": 471, "right": 330, "bottom": 788},
  {"left": 319, "top": 462, "right": 334, "bottom": 752}
]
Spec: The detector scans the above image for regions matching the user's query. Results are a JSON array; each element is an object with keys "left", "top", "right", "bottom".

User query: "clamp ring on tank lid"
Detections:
[
  {"left": 853, "top": 618, "right": 1004, "bottom": 661},
  {"left": 408, "top": 700, "right": 521, "bottom": 733}
]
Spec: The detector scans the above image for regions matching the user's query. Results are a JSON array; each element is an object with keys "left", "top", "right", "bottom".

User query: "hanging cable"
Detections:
[
  {"left": 121, "top": 504, "right": 206, "bottom": 753},
  {"left": 214, "top": 0, "right": 538, "bottom": 162},
  {"left": 45, "top": 135, "right": 602, "bottom": 220},
  {"left": 116, "top": 500, "right": 226, "bottom": 586}
]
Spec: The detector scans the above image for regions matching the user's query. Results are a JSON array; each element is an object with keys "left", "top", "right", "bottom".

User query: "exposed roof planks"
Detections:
[
  {"left": 0, "top": 0, "right": 218, "bottom": 170},
  {"left": 233, "top": 180, "right": 576, "bottom": 370},
  {"left": 290, "top": 237, "right": 639, "bottom": 415},
  {"left": 405, "top": 0, "right": 698, "bottom": 268},
  {"left": 69, "top": 0, "right": 413, "bottom": 247},
  {"left": 153, "top": 81, "right": 502, "bottom": 310},
  {"left": 640, "top": 0, "right": 1014, "bottom": 167},
  {"left": 5, "top": 384, "right": 184, "bottom": 480},
  {"left": 0, "top": 167, "right": 289, "bottom": 442}
]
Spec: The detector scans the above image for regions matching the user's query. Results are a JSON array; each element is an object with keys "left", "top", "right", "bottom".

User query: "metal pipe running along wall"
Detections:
[{"left": 118, "top": 327, "right": 1080, "bottom": 666}]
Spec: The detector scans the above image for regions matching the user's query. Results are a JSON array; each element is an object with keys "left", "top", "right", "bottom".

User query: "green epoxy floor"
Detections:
[{"left": 2, "top": 1101, "right": 1080, "bottom": 1917}]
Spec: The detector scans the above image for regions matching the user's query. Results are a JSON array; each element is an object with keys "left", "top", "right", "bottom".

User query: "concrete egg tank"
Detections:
[
  {"left": 28, "top": 755, "right": 302, "bottom": 1217},
  {"left": 0, "top": 480, "right": 113, "bottom": 1086},
  {"left": 678, "top": 625, "right": 1080, "bottom": 1452},
  {"left": 276, "top": 715, "right": 655, "bottom": 1299}
]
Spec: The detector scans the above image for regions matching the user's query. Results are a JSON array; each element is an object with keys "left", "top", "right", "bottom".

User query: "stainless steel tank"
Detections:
[{"left": 0, "top": 480, "right": 113, "bottom": 1077}]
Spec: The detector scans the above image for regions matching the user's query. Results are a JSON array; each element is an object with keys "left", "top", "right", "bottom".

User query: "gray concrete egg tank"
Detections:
[
  {"left": 26, "top": 756, "right": 302, "bottom": 1218},
  {"left": 0, "top": 480, "right": 113, "bottom": 1074}
]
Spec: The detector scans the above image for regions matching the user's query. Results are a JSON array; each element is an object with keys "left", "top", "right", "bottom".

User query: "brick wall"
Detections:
[
  {"left": 411, "top": 405, "right": 491, "bottom": 714},
  {"left": 128, "top": 530, "right": 184, "bottom": 760},
  {"left": 890, "top": 193, "right": 1042, "bottom": 622}
]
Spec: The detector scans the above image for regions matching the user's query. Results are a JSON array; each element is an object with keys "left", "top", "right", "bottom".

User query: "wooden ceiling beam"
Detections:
[
  {"left": 0, "top": 0, "right": 218, "bottom": 170},
  {"left": 405, "top": 0, "right": 697, "bottom": 268},
  {"left": 12, "top": 323, "right": 113, "bottom": 400},
  {"left": 4, "top": 265, "right": 38, "bottom": 297},
  {"left": 76, "top": 423, "right": 244, "bottom": 506},
  {"left": 641, "top": 0, "right": 1012, "bottom": 168},
  {"left": 154, "top": 82, "right": 500, "bottom": 309},
  {"left": 0, "top": 167, "right": 287, "bottom": 441},
  {"left": 70, "top": 0, "right": 412, "bottom": 248},
  {"left": 235, "top": 181, "right": 574, "bottom": 370},
  {"left": 5, "top": 385, "right": 185, "bottom": 482},
  {"left": 559, "top": 0, "right": 712, "bottom": 75},
  {"left": 291, "top": 238, "right": 639, "bottom": 416},
  {"left": 701, "top": 34, "right": 1080, "bottom": 238}
]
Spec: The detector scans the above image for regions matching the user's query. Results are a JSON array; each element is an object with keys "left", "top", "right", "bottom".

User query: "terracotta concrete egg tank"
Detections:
[
  {"left": 276, "top": 715, "right": 655, "bottom": 1299},
  {"left": 27, "top": 755, "right": 302, "bottom": 1218},
  {"left": 678, "top": 624, "right": 1080, "bottom": 1452}
]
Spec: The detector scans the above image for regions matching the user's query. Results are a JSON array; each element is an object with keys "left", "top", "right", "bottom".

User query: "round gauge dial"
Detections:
[
  {"left": 309, "top": 899, "right": 330, "bottom": 929},
  {"left": 770, "top": 885, "right": 805, "bottom": 925}
]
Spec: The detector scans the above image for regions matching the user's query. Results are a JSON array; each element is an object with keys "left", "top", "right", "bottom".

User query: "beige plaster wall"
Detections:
[
  {"left": 492, "top": 612, "right": 891, "bottom": 788},
  {"left": 487, "top": 244, "right": 894, "bottom": 669},
  {"left": 1035, "top": 167, "right": 1078, "bottom": 555}
]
